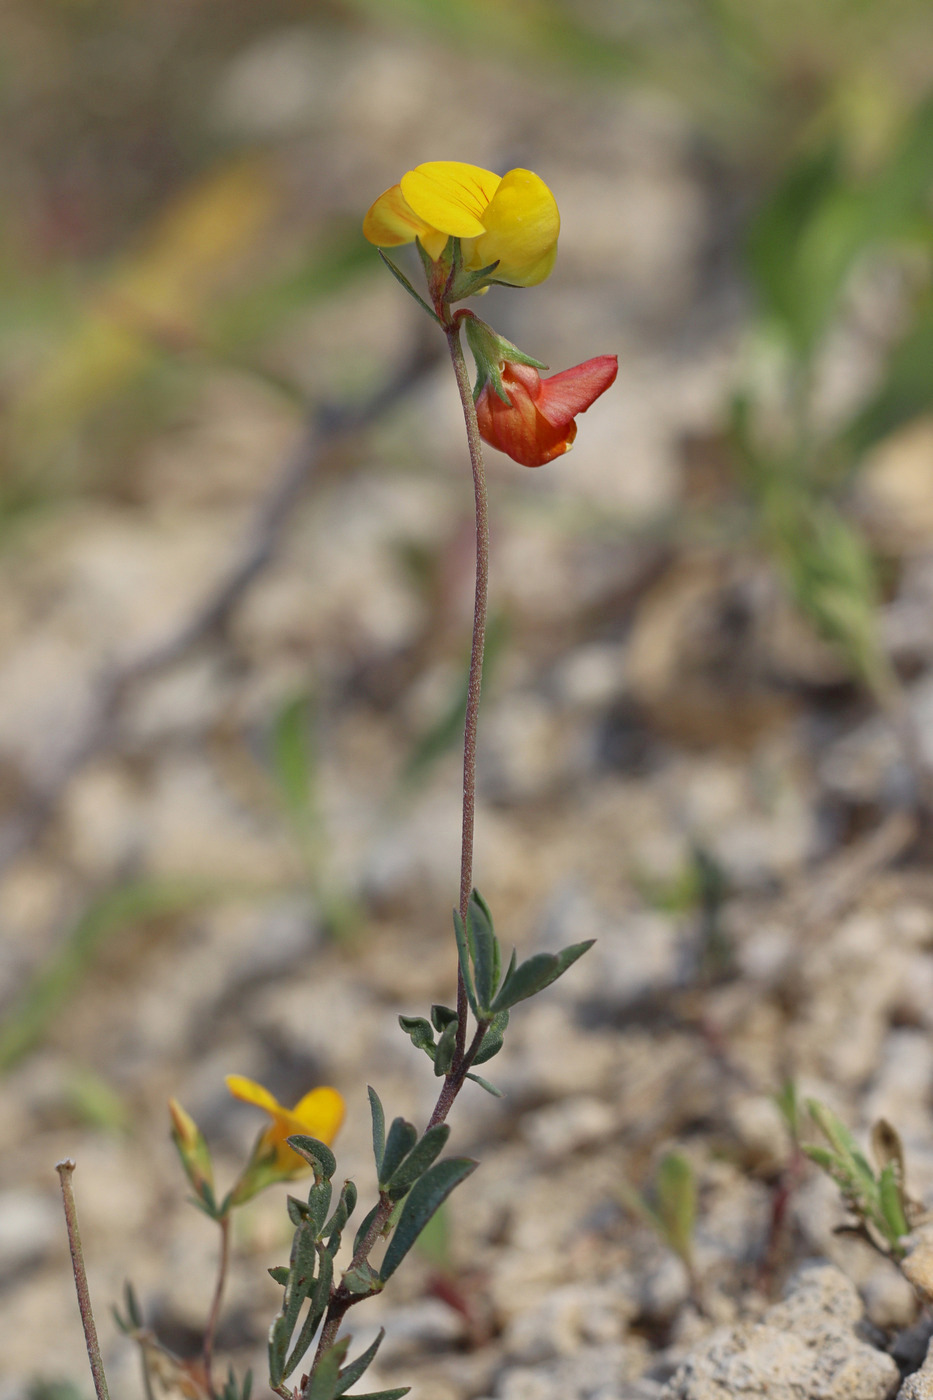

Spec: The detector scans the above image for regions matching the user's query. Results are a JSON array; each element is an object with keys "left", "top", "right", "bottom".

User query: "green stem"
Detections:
[
  {"left": 57, "top": 1160, "right": 111, "bottom": 1400},
  {"left": 445, "top": 317, "right": 490, "bottom": 1057},
  {"left": 203, "top": 1212, "right": 231, "bottom": 1396}
]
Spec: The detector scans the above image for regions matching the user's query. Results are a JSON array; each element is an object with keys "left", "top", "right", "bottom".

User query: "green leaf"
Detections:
[
  {"left": 334, "top": 1328, "right": 384, "bottom": 1397},
  {"left": 342, "top": 1391, "right": 410, "bottom": 1400},
  {"left": 617, "top": 1178, "right": 667, "bottom": 1241},
  {"left": 343, "top": 1261, "right": 382, "bottom": 1296},
  {"left": 398, "top": 1015, "right": 436, "bottom": 1059},
  {"left": 269, "top": 1222, "right": 318, "bottom": 1385},
  {"left": 272, "top": 693, "right": 316, "bottom": 839},
  {"left": 452, "top": 909, "right": 479, "bottom": 1016},
  {"left": 491, "top": 940, "right": 595, "bottom": 1013},
  {"left": 380, "top": 1158, "right": 477, "bottom": 1281},
  {"left": 773, "top": 1080, "right": 800, "bottom": 1141},
  {"left": 284, "top": 1244, "right": 334, "bottom": 1379},
  {"left": 748, "top": 96, "right": 933, "bottom": 360},
  {"left": 656, "top": 1152, "right": 697, "bottom": 1266},
  {"left": 386, "top": 1124, "right": 451, "bottom": 1201},
  {"left": 307, "top": 1177, "right": 334, "bottom": 1237},
  {"left": 465, "top": 1071, "right": 503, "bottom": 1097},
  {"left": 307, "top": 1338, "right": 350, "bottom": 1400},
  {"left": 449, "top": 258, "right": 501, "bottom": 302},
  {"left": 879, "top": 1163, "right": 909, "bottom": 1248},
  {"left": 845, "top": 307, "right": 933, "bottom": 457},
  {"left": 806, "top": 1101, "right": 874, "bottom": 1185},
  {"left": 123, "top": 1280, "right": 143, "bottom": 1329},
  {"left": 287, "top": 1195, "right": 310, "bottom": 1227},
  {"left": 433, "top": 1018, "right": 458, "bottom": 1077},
  {"left": 377, "top": 250, "right": 441, "bottom": 325},
  {"left": 288, "top": 1136, "right": 337, "bottom": 1182},
  {"left": 352, "top": 1202, "right": 381, "bottom": 1255},
  {"left": 431, "top": 1004, "right": 458, "bottom": 1032},
  {"left": 379, "top": 1117, "right": 419, "bottom": 1189},
  {"left": 802, "top": 1143, "right": 838, "bottom": 1173},
  {"left": 268, "top": 1266, "right": 289, "bottom": 1286},
  {"left": 467, "top": 889, "right": 500, "bottom": 1011},
  {"left": 324, "top": 1179, "right": 358, "bottom": 1251},
  {"left": 368, "top": 1087, "right": 386, "bottom": 1175},
  {"left": 472, "top": 1009, "right": 509, "bottom": 1066}
]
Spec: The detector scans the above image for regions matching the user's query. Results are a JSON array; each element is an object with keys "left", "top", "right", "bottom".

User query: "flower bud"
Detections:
[
  {"left": 168, "top": 1097, "right": 216, "bottom": 1214},
  {"left": 475, "top": 355, "right": 618, "bottom": 467}
]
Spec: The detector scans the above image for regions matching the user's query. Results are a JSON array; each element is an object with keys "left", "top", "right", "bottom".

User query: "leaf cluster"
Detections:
[
  {"left": 398, "top": 890, "right": 592, "bottom": 1099},
  {"left": 269, "top": 1120, "right": 475, "bottom": 1396},
  {"left": 803, "top": 1101, "right": 923, "bottom": 1258},
  {"left": 733, "top": 93, "right": 933, "bottom": 706}
]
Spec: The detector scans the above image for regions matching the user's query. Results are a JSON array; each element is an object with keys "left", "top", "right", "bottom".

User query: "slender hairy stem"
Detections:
[
  {"left": 57, "top": 1160, "right": 111, "bottom": 1400},
  {"left": 445, "top": 319, "right": 490, "bottom": 1064},
  {"left": 304, "top": 312, "right": 492, "bottom": 1399},
  {"left": 203, "top": 1212, "right": 231, "bottom": 1395},
  {"left": 446, "top": 322, "right": 490, "bottom": 928},
  {"left": 427, "top": 1018, "right": 489, "bottom": 1130}
]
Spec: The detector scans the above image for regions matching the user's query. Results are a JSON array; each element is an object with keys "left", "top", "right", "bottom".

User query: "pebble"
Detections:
[{"left": 662, "top": 1264, "right": 899, "bottom": 1400}]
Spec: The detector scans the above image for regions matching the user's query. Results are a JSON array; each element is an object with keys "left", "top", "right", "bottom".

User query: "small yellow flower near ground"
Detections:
[
  {"left": 226, "top": 1074, "right": 345, "bottom": 1174},
  {"left": 363, "top": 160, "right": 560, "bottom": 287}
]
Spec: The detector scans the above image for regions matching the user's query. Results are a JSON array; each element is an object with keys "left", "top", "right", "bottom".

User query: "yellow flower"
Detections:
[
  {"left": 363, "top": 160, "right": 559, "bottom": 288},
  {"left": 226, "top": 1074, "right": 345, "bottom": 1174}
]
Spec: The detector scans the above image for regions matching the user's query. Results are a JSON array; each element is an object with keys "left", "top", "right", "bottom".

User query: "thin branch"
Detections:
[
  {"left": 57, "top": 1159, "right": 111, "bottom": 1400},
  {"left": 0, "top": 334, "right": 439, "bottom": 876}
]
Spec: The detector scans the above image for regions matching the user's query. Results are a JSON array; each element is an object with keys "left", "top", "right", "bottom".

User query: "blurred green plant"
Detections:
[
  {"left": 400, "top": 612, "right": 508, "bottom": 787},
  {"left": 26, "top": 1381, "right": 89, "bottom": 1400},
  {"left": 733, "top": 89, "right": 933, "bottom": 802},
  {"left": 270, "top": 692, "right": 361, "bottom": 942},
  {"left": 618, "top": 1150, "right": 700, "bottom": 1297},
  {"left": 64, "top": 1068, "right": 131, "bottom": 1137},
  {"left": 0, "top": 878, "right": 225, "bottom": 1074}
]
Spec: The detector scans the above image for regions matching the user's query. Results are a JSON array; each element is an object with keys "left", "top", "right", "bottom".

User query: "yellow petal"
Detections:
[
  {"left": 363, "top": 183, "right": 431, "bottom": 248},
  {"left": 226, "top": 1074, "right": 283, "bottom": 1117},
  {"left": 468, "top": 168, "right": 560, "bottom": 287},
  {"left": 400, "top": 161, "right": 500, "bottom": 239},
  {"left": 292, "top": 1086, "right": 345, "bottom": 1145}
]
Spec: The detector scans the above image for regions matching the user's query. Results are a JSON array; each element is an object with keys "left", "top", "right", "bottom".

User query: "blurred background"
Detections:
[{"left": 4, "top": 1, "right": 933, "bottom": 1396}]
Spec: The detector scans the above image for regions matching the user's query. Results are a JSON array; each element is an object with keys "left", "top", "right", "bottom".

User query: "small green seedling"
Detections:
[
  {"left": 619, "top": 1150, "right": 699, "bottom": 1292},
  {"left": 803, "top": 1101, "right": 924, "bottom": 1259}
]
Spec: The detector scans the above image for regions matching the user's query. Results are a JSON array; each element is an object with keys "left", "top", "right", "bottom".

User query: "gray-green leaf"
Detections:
[
  {"left": 380, "top": 1158, "right": 477, "bottom": 1281},
  {"left": 379, "top": 1118, "right": 419, "bottom": 1189},
  {"left": 368, "top": 1086, "right": 386, "bottom": 1174},
  {"left": 385, "top": 1124, "right": 451, "bottom": 1201},
  {"left": 288, "top": 1136, "right": 336, "bottom": 1182},
  {"left": 433, "top": 1018, "right": 458, "bottom": 1076},
  {"left": 334, "top": 1328, "right": 385, "bottom": 1397},
  {"left": 491, "top": 940, "right": 594, "bottom": 1013}
]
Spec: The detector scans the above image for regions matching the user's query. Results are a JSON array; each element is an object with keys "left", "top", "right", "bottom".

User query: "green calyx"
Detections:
[{"left": 462, "top": 314, "right": 547, "bottom": 405}]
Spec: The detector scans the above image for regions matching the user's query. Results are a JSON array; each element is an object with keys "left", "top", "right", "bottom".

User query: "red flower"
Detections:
[{"left": 475, "top": 355, "right": 618, "bottom": 468}]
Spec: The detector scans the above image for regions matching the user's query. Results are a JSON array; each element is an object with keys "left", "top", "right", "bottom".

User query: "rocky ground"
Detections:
[{"left": 3, "top": 10, "right": 933, "bottom": 1400}]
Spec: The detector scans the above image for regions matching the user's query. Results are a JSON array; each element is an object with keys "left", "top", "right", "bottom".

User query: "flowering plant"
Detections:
[{"left": 57, "top": 160, "right": 615, "bottom": 1400}]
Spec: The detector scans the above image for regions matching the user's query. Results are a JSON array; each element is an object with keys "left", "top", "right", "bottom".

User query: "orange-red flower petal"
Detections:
[{"left": 475, "top": 355, "right": 618, "bottom": 467}]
